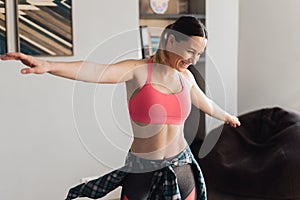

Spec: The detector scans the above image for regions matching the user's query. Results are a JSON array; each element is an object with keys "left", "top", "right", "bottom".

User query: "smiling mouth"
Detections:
[{"left": 181, "top": 61, "right": 191, "bottom": 68}]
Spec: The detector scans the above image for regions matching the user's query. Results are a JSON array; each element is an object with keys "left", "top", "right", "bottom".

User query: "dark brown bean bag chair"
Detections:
[{"left": 198, "top": 107, "right": 300, "bottom": 200}]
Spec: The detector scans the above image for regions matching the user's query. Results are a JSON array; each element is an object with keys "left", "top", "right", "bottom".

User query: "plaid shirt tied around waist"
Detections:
[{"left": 66, "top": 146, "right": 206, "bottom": 200}]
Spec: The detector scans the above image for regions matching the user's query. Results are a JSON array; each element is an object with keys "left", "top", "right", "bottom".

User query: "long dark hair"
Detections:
[{"left": 152, "top": 16, "right": 207, "bottom": 64}]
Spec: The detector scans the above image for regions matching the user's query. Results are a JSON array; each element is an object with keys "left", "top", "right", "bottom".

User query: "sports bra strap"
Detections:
[
  {"left": 178, "top": 73, "right": 185, "bottom": 89},
  {"left": 146, "top": 58, "right": 152, "bottom": 83}
]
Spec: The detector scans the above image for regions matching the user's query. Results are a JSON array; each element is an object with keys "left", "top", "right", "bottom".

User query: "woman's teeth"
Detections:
[{"left": 181, "top": 61, "right": 189, "bottom": 68}]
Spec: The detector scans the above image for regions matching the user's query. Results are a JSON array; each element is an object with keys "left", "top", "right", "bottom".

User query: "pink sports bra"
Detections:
[{"left": 128, "top": 58, "right": 191, "bottom": 124}]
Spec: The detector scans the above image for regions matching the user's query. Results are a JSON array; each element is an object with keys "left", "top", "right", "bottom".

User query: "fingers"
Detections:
[
  {"left": 1, "top": 52, "right": 24, "bottom": 60},
  {"left": 226, "top": 116, "right": 241, "bottom": 128},
  {"left": 231, "top": 121, "right": 240, "bottom": 128},
  {"left": 2, "top": 52, "right": 46, "bottom": 74},
  {"left": 2, "top": 52, "right": 38, "bottom": 69},
  {"left": 21, "top": 67, "right": 35, "bottom": 74},
  {"left": 230, "top": 120, "right": 238, "bottom": 127}
]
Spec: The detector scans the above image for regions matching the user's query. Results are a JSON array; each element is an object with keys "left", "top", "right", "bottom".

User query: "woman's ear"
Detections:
[{"left": 166, "top": 34, "right": 175, "bottom": 50}]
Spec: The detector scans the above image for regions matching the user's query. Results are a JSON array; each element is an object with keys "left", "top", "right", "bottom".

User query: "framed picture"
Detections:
[
  {"left": 16, "top": 0, "right": 73, "bottom": 56},
  {"left": 0, "top": 0, "right": 7, "bottom": 54}
]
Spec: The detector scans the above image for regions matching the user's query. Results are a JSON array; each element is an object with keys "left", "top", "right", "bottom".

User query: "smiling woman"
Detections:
[
  {"left": 1, "top": 15, "right": 241, "bottom": 200},
  {"left": 0, "top": 0, "right": 7, "bottom": 54},
  {"left": 16, "top": 0, "right": 73, "bottom": 56}
]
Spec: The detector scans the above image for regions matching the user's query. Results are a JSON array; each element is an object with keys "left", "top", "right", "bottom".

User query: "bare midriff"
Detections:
[{"left": 129, "top": 122, "right": 187, "bottom": 160}]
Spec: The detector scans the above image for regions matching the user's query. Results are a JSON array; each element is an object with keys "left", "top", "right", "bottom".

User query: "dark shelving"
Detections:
[{"left": 139, "top": 13, "right": 206, "bottom": 20}]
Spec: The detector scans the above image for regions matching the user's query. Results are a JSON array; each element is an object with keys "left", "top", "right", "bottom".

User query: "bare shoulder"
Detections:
[
  {"left": 111, "top": 58, "right": 147, "bottom": 68},
  {"left": 181, "top": 69, "right": 196, "bottom": 84},
  {"left": 108, "top": 58, "right": 148, "bottom": 80},
  {"left": 112, "top": 58, "right": 148, "bottom": 85}
]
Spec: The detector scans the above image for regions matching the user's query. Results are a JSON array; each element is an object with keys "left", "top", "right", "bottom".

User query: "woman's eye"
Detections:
[{"left": 187, "top": 50, "right": 195, "bottom": 55}]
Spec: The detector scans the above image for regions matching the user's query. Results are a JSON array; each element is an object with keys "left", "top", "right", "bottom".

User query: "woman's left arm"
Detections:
[{"left": 187, "top": 71, "right": 241, "bottom": 128}]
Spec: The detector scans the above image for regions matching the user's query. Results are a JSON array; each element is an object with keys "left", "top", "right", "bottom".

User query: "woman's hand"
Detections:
[
  {"left": 225, "top": 114, "right": 241, "bottom": 128},
  {"left": 1, "top": 52, "right": 51, "bottom": 74}
]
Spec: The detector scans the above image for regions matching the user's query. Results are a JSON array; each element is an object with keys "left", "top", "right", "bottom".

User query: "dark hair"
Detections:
[
  {"left": 167, "top": 16, "right": 207, "bottom": 40},
  {"left": 152, "top": 16, "right": 207, "bottom": 64}
]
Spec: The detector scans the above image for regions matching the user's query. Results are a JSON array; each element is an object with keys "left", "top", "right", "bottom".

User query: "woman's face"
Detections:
[{"left": 166, "top": 35, "right": 207, "bottom": 72}]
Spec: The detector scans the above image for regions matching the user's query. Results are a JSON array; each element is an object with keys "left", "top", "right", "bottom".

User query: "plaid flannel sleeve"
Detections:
[{"left": 65, "top": 169, "right": 128, "bottom": 200}]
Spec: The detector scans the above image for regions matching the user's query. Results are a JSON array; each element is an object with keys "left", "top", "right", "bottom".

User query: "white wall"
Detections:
[
  {"left": 0, "top": 1, "right": 139, "bottom": 200},
  {"left": 205, "top": 0, "right": 239, "bottom": 132},
  {"left": 238, "top": 0, "right": 300, "bottom": 114}
]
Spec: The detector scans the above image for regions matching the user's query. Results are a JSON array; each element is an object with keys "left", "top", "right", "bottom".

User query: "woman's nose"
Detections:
[{"left": 188, "top": 56, "right": 198, "bottom": 65}]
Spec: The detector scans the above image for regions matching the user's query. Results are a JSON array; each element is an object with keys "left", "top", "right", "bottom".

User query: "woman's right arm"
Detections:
[{"left": 1, "top": 52, "right": 140, "bottom": 83}]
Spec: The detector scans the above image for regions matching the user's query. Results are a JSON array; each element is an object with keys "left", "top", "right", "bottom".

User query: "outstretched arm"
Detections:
[
  {"left": 1, "top": 52, "right": 140, "bottom": 83},
  {"left": 187, "top": 70, "right": 241, "bottom": 128}
]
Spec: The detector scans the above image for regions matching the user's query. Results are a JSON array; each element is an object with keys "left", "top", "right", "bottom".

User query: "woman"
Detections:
[{"left": 1, "top": 16, "right": 240, "bottom": 200}]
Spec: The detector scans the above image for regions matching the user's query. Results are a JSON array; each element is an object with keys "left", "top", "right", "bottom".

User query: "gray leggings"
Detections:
[{"left": 121, "top": 164, "right": 196, "bottom": 200}]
